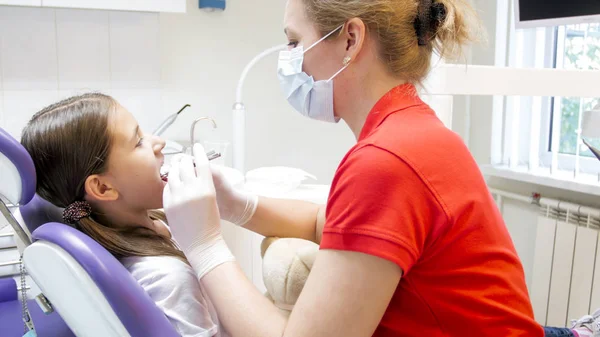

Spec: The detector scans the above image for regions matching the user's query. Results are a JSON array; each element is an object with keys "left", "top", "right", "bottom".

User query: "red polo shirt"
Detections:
[{"left": 320, "top": 84, "right": 542, "bottom": 336}]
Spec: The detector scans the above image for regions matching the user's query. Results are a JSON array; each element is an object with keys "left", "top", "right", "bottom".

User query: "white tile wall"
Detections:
[
  {"left": 109, "top": 11, "right": 160, "bottom": 89},
  {"left": 111, "top": 89, "right": 163, "bottom": 133},
  {"left": 0, "top": 7, "right": 58, "bottom": 90},
  {"left": 0, "top": 6, "right": 161, "bottom": 140},
  {"left": 55, "top": 9, "right": 111, "bottom": 90}
]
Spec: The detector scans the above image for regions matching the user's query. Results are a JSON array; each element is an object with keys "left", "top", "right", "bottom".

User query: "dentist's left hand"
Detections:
[{"left": 163, "top": 143, "right": 235, "bottom": 279}]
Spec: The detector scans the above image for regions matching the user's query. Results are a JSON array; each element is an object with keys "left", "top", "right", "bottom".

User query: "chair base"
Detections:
[{"left": 0, "top": 278, "right": 74, "bottom": 337}]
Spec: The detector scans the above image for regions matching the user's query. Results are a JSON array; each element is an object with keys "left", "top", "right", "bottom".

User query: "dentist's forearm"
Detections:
[
  {"left": 202, "top": 261, "right": 286, "bottom": 337},
  {"left": 243, "top": 197, "right": 326, "bottom": 244}
]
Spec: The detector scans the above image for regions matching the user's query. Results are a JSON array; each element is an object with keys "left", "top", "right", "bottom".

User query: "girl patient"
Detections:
[{"left": 21, "top": 93, "right": 223, "bottom": 337}]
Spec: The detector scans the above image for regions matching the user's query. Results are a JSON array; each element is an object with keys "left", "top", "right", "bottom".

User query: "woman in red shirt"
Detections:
[{"left": 162, "top": 0, "right": 544, "bottom": 336}]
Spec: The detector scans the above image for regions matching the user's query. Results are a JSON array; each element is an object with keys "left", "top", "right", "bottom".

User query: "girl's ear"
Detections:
[{"left": 84, "top": 174, "right": 119, "bottom": 202}]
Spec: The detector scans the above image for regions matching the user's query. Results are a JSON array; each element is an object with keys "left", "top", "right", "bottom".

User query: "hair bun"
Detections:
[
  {"left": 414, "top": 0, "right": 448, "bottom": 46},
  {"left": 430, "top": 2, "right": 447, "bottom": 26}
]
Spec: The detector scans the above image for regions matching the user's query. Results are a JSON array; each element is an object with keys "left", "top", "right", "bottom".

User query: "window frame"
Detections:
[
  {"left": 510, "top": 24, "right": 600, "bottom": 176},
  {"left": 538, "top": 24, "right": 600, "bottom": 176}
]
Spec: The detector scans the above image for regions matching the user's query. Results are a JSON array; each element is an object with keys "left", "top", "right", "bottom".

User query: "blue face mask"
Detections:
[{"left": 277, "top": 25, "right": 350, "bottom": 123}]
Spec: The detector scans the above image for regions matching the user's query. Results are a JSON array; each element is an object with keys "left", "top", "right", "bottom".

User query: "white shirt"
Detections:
[{"left": 121, "top": 255, "right": 222, "bottom": 337}]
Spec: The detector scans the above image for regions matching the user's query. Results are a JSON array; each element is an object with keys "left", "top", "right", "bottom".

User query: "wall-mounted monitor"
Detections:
[{"left": 515, "top": 0, "right": 600, "bottom": 28}]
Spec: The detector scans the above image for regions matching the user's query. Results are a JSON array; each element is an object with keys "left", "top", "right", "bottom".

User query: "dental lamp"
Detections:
[{"left": 232, "top": 44, "right": 287, "bottom": 174}]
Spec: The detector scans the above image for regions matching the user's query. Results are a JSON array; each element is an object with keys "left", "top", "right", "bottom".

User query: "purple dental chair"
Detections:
[{"left": 0, "top": 127, "right": 180, "bottom": 337}]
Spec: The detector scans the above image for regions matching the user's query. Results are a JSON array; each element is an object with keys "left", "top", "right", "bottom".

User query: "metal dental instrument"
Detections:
[
  {"left": 161, "top": 115, "right": 218, "bottom": 156},
  {"left": 190, "top": 117, "right": 218, "bottom": 146}
]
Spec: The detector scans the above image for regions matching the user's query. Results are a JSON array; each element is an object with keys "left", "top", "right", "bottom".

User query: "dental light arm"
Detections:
[{"left": 232, "top": 44, "right": 287, "bottom": 174}]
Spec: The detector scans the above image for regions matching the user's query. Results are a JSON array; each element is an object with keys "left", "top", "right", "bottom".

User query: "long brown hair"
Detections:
[
  {"left": 21, "top": 93, "right": 187, "bottom": 263},
  {"left": 302, "top": 0, "right": 482, "bottom": 84}
]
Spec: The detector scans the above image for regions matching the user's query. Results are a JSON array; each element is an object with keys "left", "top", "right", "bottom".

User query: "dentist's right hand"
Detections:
[{"left": 163, "top": 143, "right": 235, "bottom": 279}]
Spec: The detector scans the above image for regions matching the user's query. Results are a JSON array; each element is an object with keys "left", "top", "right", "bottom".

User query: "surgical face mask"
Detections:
[{"left": 277, "top": 25, "right": 350, "bottom": 123}]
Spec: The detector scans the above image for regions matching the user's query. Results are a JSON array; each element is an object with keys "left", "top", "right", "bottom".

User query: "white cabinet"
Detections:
[
  {"left": 0, "top": 0, "right": 41, "bottom": 6},
  {"left": 0, "top": 0, "right": 186, "bottom": 13}
]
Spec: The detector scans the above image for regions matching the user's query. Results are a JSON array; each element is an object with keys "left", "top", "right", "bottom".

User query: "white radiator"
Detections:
[{"left": 491, "top": 188, "right": 600, "bottom": 327}]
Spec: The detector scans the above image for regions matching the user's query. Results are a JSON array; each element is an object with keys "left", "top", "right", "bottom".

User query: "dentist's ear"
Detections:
[
  {"left": 84, "top": 174, "right": 119, "bottom": 202},
  {"left": 343, "top": 18, "right": 367, "bottom": 64}
]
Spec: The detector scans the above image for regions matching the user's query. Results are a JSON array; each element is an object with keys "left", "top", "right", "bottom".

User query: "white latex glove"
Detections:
[
  {"left": 163, "top": 143, "right": 235, "bottom": 279},
  {"left": 211, "top": 166, "right": 258, "bottom": 227}
]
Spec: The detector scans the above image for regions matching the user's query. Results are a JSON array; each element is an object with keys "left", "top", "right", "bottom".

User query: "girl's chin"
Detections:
[{"left": 152, "top": 199, "right": 165, "bottom": 211}]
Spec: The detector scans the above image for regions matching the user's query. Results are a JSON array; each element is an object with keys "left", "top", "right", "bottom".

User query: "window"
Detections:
[
  {"left": 491, "top": 21, "right": 600, "bottom": 188},
  {"left": 553, "top": 23, "right": 600, "bottom": 159}
]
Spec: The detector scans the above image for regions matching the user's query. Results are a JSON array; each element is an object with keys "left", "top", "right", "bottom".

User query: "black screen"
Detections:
[{"left": 519, "top": 0, "right": 600, "bottom": 22}]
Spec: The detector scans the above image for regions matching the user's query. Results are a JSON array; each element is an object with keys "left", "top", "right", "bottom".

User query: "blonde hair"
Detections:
[
  {"left": 302, "top": 0, "right": 481, "bottom": 83},
  {"left": 22, "top": 93, "right": 188, "bottom": 264}
]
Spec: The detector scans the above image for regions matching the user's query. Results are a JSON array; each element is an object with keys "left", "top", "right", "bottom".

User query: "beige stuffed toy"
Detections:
[{"left": 260, "top": 237, "right": 319, "bottom": 317}]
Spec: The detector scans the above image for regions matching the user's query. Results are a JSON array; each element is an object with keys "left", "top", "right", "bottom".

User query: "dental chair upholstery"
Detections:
[
  {"left": 19, "top": 194, "right": 63, "bottom": 234},
  {"left": 0, "top": 127, "right": 179, "bottom": 337}
]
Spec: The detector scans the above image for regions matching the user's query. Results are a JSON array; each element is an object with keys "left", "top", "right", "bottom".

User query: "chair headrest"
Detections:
[
  {"left": 19, "top": 194, "right": 64, "bottom": 234},
  {"left": 0, "top": 128, "right": 36, "bottom": 205},
  {"left": 32, "top": 223, "right": 179, "bottom": 337}
]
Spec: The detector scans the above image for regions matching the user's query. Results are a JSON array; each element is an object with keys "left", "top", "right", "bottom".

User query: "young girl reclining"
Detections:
[{"left": 21, "top": 93, "right": 223, "bottom": 337}]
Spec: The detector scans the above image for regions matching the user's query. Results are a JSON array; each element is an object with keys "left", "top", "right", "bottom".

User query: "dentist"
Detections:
[{"left": 163, "top": 0, "right": 544, "bottom": 336}]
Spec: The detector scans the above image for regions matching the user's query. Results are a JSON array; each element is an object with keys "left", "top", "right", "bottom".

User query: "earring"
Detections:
[{"left": 343, "top": 56, "right": 351, "bottom": 66}]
